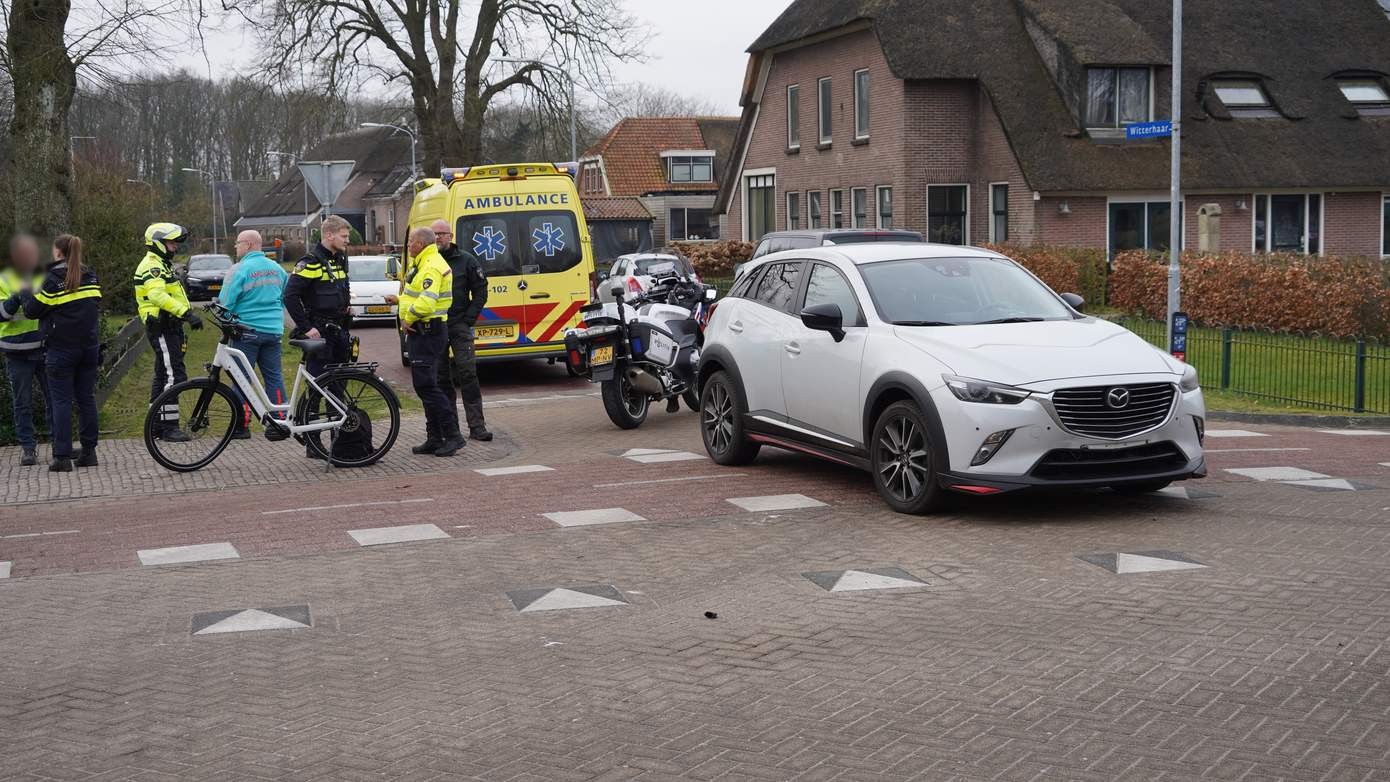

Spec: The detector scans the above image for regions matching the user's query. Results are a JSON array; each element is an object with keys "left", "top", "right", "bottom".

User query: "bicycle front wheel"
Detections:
[
  {"left": 144, "top": 378, "right": 240, "bottom": 472},
  {"left": 297, "top": 369, "right": 401, "bottom": 468}
]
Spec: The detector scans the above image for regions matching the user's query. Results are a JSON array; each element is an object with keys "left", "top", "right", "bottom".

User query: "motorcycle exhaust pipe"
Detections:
[{"left": 625, "top": 367, "right": 665, "bottom": 395}]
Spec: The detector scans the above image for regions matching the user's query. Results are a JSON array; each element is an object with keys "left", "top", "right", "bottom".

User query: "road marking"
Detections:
[
  {"left": 193, "top": 605, "right": 312, "bottom": 636},
  {"left": 1317, "top": 429, "right": 1389, "bottom": 436},
  {"left": 0, "top": 562, "right": 10, "bottom": 579},
  {"left": 262, "top": 498, "right": 433, "bottom": 516},
  {"left": 348, "top": 523, "right": 450, "bottom": 546},
  {"left": 626, "top": 451, "right": 707, "bottom": 464},
  {"left": 1156, "top": 486, "right": 1220, "bottom": 499},
  {"left": 727, "top": 494, "right": 827, "bottom": 512},
  {"left": 1225, "top": 466, "right": 1328, "bottom": 482},
  {"left": 543, "top": 507, "right": 646, "bottom": 527},
  {"left": 1283, "top": 478, "right": 1358, "bottom": 492},
  {"left": 0, "top": 529, "right": 81, "bottom": 540},
  {"left": 1078, "top": 550, "right": 1207, "bottom": 575},
  {"left": 1380, "top": 463, "right": 1390, "bottom": 468},
  {"left": 507, "top": 585, "right": 628, "bottom": 612},
  {"left": 1205, "top": 447, "right": 1311, "bottom": 453},
  {"left": 474, "top": 464, "right": 554, "bottom": 477},
  {"left": 803, "top": 568, "right": 927, "bottom": 592},
  {"left": 485, "top": 392, "right": 599, "bottom": 408},
  {"left": 138, "top": 542, "right": 240, "bottom": 567},
  {"left": 1205, "top": 429, "right": 1269, "bottom": 438},
  {"left": 620, "top": 448, "right": 677, "bottom": 457},
  {"left": 594, "top": 473, "right": 745, "bottom": 488}
]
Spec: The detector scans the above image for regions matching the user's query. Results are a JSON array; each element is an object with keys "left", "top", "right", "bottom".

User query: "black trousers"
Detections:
[
  {"left": 305, "top": 320, "right": 353, "bottom": 379},
  {"left": 46, "top": 345, "right": 100, "bottom": 458},
  {"left": 146, "top": 320, "right": 187, "bottom": 432},
  {"left": 406, "top": 321, "right": 459, "bottom": 439},
  {"left": 436, "top": 324, "right": 488, "bottom": 432}
]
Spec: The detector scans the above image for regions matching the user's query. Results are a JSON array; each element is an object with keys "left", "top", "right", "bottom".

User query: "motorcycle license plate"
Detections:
[
  {"left": 475, "top": 325, "right": 515, "bottom": 341},
  {"left": 591, "top": 345, "right": 614, "bottom": 365}
]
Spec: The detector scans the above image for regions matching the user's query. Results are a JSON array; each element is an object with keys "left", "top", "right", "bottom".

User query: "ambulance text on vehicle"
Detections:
[{"left": 406, "top": 162, "right": 595, "bottom": 363}]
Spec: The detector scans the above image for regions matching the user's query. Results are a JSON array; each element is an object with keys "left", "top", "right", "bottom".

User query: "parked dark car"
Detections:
[
  {"left": 739, "top": 228, "right": 926, "bottom": 276},
  {"left": 179, "top": 254, "right": 234, "bottom": 301}
]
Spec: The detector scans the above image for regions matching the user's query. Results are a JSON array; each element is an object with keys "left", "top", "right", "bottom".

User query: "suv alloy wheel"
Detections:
[
  {"left": 699, "top": 371, "right": 761, "bottom": 465},
  {"left": 870, "top": 401, "right": 945, "bottom": 514}
]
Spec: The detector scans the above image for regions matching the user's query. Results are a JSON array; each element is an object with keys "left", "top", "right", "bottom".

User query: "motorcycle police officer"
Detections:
[
  {"left": 134, "top": 223, "right": 201, "bottom": 442},
  {"left": 283, "top": 215, "right": 354, "bottom": 456},
  {"left": 397, "top": 225, "right": 465, "bottom": 457}
]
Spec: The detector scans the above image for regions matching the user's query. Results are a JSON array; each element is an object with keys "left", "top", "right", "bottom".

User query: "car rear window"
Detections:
[{"left": 457, "top": 211, "right": 582, "bottom": 277}]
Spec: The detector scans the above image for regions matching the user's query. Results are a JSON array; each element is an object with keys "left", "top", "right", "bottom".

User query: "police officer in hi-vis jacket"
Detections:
[{"left": 134, "top": 223, "right": 201, "bottom": 442}]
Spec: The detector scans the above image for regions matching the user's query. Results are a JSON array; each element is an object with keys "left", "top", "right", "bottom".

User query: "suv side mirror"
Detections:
[
  {"left": 1060, "top": 292, "right": 1085, "bottom": 311},
  {"left": 800, "top": 302, "right": 845, "bottom": 342}
]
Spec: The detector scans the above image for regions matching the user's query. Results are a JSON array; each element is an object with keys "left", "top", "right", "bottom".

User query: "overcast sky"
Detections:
[{"left": 188, "top": 0, "right": 787, "bottom": 114}]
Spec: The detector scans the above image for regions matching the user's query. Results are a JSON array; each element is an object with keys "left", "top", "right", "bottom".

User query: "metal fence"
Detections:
[{"left": 1112, "top": 317, "right": 1390, "bottom": 414}]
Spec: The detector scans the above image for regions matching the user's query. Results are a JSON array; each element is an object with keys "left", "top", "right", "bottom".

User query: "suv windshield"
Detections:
[
  {"left": 188, "top": 255, "right": 232, "bottom": 271},
  {"left": 348, "top": 257, "right": 390, "bottom": 282},
  {"left": 456, "top": 211, "right": 581, "bottom": 277},
  {"left": 860, "top": 257, "right": 1075, "bottom": 326}
]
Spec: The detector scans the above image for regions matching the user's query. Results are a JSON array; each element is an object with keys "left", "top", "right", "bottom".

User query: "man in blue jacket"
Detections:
[{"left": 220, "top": 230, "right": 290, "bottom": 440}]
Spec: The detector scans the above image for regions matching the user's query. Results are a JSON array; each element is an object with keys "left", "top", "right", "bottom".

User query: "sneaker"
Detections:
[
  {"left": 158, "top": 429, "right": 192, "bottom": 443},
  {"left": 49, "top": 457, "right": 73, "bottom": 472},
  {"left": 75, "top": 449, "right": 98, "bottom": 468},
  {"left": 434, "top": 435, "right": 467, "bottom": 457},
  {"left": 231, "top": 428, "right": 252, "bottom": 440},
  {"left": 469, "top": 428, "right": 494, "bottom": 442},
  {"left": 20, "top": 448, "right": 37, "bottom": 466},
  {"left": 411, "top": 438, "right": 443, "bottom": 455}
]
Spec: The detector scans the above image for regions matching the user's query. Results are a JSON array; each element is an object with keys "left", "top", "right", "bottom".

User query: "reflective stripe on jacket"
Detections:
[
  {"left": 133, "top": 252, "right": 190, "bottom": 321},
  {"left": 399, "top": 244, "right": 453, "bottom": 326},
  {"left": 23, "top": 263, "right": 102, "bottom": 350},
  {"left": 0, "top": 267, "right": 42, "bottom": 352}
]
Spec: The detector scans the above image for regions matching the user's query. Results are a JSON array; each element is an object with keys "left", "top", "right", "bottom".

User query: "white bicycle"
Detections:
[{"left": 143, "top": 303, "right": 401, "bottom": 472}]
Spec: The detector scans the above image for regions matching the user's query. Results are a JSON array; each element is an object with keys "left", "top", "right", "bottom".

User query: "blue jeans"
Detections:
[
  {"left": 231, "top": 329, "right": 286, "bottom": 426},
  {"left": 45, "top": 345, "right": 99, "bottom": 459},
  {"left": 3, "top": 351, "right": 49, "bottom": 449}
]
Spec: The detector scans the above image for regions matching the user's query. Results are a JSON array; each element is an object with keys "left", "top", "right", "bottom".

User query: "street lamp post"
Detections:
[
  {"left": 1166, "top": 0, "right": 1184, "bottom": 352},
  {"left": 360, "top": 123, "right": 417, "bottom": 182},
  {"left": 494, "top": 58, "right": 577, "bottom": 162},
  {"left": 182, "top": 167, "right": 219, "bottom": 255},
  {"left": 268, "top": 150, "right": 310, "bottom": 240}
]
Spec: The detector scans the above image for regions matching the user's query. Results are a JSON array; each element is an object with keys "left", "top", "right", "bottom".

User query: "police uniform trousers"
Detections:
[
  {"left": 406, "top": 320, "right": 460, "bottom": 439},
  {"left": 305, "top": 319, "right": 353, "bottom": 380},
  {"left": 436, "top": 322, "right": 488, "bottom": 434},
  {"left": 146, "top": 317, "right": 187, "bottom": 432}
]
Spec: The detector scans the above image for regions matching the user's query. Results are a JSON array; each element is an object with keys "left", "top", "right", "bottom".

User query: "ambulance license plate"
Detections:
[
  {"left": 591, "top": 345, "right": 614, "bottom": 365},
  {"left": 475, "top": 325, "right": 515, "bottom": 341},
  {"left": 208, "top": 284, "right": 221, "bottom": 291},
  {"left": 366, "top": 305, "right": 392, "bottom": 314}
]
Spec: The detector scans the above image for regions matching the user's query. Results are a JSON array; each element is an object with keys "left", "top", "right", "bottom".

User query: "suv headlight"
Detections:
[
  {"left": 1180, "top": 364, "right": 1200, "bottom": 392},
  {"left": 943, "top": 375, "right": 1031, "bottom": 405}
]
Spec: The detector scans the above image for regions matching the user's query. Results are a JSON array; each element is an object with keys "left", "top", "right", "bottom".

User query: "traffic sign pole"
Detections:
[{"left": 1166, "top": 0, "right": 1183, "bottom": 354}]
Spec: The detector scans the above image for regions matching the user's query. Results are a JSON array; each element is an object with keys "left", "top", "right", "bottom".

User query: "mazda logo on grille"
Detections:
[{"left": 1105, "top": 387, "right": 1131, "bottom": 409}]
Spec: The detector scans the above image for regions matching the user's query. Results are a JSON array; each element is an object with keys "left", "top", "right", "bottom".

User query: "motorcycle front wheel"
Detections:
[{"left": 601, "top": 373, "right": 649, "bottom": 429}]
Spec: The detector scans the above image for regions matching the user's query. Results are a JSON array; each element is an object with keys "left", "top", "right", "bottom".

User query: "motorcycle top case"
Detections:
[{"left": 628, "top": 322, "right": 678, "bottom": 368}]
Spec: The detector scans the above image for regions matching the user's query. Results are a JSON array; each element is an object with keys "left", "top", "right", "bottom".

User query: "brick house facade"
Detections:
[{"left": 718, "top": 1, "right": 1390, "bottom": 260}]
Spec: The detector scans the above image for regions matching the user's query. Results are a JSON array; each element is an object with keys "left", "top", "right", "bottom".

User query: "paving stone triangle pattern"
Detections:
[
  {"left": 619, "top": 448, "right": 677, "bottom": 457},
  {"left": 1077, "top": 550, "right": 1207, "bottom": 575},
  {"left": 626, "top": 451, "right": 707, "bottom": 464},
  {"left": 506, "top": 585, "right": 628, "bottom": 613},
  {"left": 137, "top": 542, "right": 240, "bottom": 567},
  {"left": 727, "top": 494, "right": 827, "bottom": 512},
  {"left": 1156, "top": 486, "right": 1220, "bottom": 500},
  {"left": 543, "top": 508, "right": 645, "bottom": 527},
  {"left": 1225, "top": 466, "right": 1328, "bottom": 482},
  {"left": 348, "top": 524, "right": 450, "bottom": 546},
  {"left": 191, "top": 605, "right": 312, "bottom": 636},
  {"left": 803, "top": 567, "right": 927, "bottom": 592},
  {"left": 1204, "top": 429, "right": 1268, "bottom": 438},
  {"left": 0, "top": 561, "right": 10, "bottom": 579},
  {"left": 474, "top": 464, "right": 554, "bottom": 476},
  {"left": 1283, "top": 477, "right": 1360, "bottom": 492}
]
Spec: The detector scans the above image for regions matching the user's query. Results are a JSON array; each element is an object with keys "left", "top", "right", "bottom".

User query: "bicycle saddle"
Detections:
[{"left": 290, "top": 338, "right": 329, "bottom": 356}]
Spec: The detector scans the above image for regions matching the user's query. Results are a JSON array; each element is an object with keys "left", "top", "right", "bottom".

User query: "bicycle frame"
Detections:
[{"left": 210, "top": 342, "right": 348, "bottom": 435}]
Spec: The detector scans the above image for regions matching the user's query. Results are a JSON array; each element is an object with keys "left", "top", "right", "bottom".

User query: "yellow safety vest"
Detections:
[
  {"left": 0, "top": 267, "right": 42, "bottom": 351},
  {"left": 133, "top": 252, "right": 190, "bottom": 321}
]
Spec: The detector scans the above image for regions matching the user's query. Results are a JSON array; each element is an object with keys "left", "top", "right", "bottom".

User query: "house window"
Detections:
[
  {"left": 853, "top": 69, "right": 870, "bottom": 139},
  {"left": 746, "top": 173, "right": 776, "bottom": 241},
  {"left": 1085, "top": 67, "right": 1151, "bottom": 128},
  {"left": 787, "top": 85, "right": 801, "bottom": 149},
  {"left": 818, "top": 77, "right": 832, "bottom": 144},
  {"left": 787, "top": 191, "right": 801, "bottom": 230},
  {"left": 876, "top": 186, "right": 893, "bottom": 229},
  {"left": 1109, "top": 201, "right": 1181, "bottom": 257},
  {"left": 1212, "top": 79, "right": 1277, "bottom": 117},
  {"left": 1338, "top": 78, "right": 1390, "bottom": 116},
  {"left": 830, "top": 189, "right": 844, "bottom": 229},
  {"left": 927, "top": 185, "right": 968, "bottom": 245},
  {"left": 669, "top": 208, "right": 715, "bottom": 241},
  {"left": 850, "top": 188, "right": 868, "bottom": 228},
  {"left": 668, "top": 156, "right": 713, "bottom": 184},
  {"left": 1253, "top": 194, "right": 1322, "bottom": 255},
  {"left": 809, "top": 191, "right": 823, "bottom": 229},
  {"left": 990, "top": 183, "right": 1009, "bottom": 243},
  {"left": 581, "top": 162, "right": 604, "bottom": 194}
]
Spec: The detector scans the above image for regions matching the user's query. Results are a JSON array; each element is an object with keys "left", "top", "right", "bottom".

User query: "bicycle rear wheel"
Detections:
[
  {"left": 143, "top": 378, "right": 240, "bottom": 472},
  {"left": 296, "top": 369, "right": 401, "bottom": 467}
]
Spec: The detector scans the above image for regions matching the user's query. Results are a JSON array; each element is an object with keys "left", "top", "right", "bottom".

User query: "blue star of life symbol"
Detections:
[
  {"left": 531, "top": 222, "right": 566, "bottom": 257},
  {"left": 472, "top": 225, "right": 507, "bottom": 261}
]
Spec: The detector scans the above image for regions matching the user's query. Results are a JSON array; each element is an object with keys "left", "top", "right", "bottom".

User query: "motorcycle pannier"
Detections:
[{"left": 628, "top": 322, "right": 677, "bottom": 368}]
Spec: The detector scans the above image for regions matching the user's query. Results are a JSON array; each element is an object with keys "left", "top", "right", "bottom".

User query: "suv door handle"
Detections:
[
  {"left": 785, "top": 342, "right": 801, "bottom": 355},
  {"left": 729, "top": 321, "right": 744, "bottom": 333},
  {"left": 529, "top": 292, "right": 551, "bottom": 300}
]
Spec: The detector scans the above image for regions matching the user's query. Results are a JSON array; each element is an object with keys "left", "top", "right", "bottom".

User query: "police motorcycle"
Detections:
[{"left": 564, "top": 262, "right": 717, "bottom": 430}]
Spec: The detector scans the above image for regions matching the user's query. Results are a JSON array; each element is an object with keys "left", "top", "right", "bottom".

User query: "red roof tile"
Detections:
[
  {"left": 581, "top": 197, "right": 653, "bottom": 221},
  {"left": 584, "top": 116, "right": 740, "bottom": 197}
]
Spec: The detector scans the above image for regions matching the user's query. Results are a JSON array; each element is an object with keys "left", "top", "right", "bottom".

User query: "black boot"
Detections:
[
  {"left": 75, "top": 448, "right": 98, "bottom": 467},
  {"left": 49, "top": 457, "right": 73, "bottom": 472},
  {"left": 158, "top": 428, "right": 192, "bottom": 443},
  {"left": 20, "top": 448, "right": 37, "bottom": 466},
  {"left": 264, "top": 419, "right": 291, "bottom": 442},
  {"left": 232, "top": 427, "right": 252, "bottom": 440},
  {"left": 464, "top": 400, "right": 492, "bottom": 441},
  {"left": 413, "top": 424, "right": 443, "bottom": 455},
  {"left": 434, "top": 429, "right": 467, "bottom": 457}
]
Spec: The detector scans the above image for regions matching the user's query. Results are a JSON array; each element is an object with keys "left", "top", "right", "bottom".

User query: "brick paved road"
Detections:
[{"left": 2, "top": 382, "right": 1389, "bottom": 779}]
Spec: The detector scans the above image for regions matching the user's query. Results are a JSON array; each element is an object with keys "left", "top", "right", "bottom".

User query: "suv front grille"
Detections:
[
  {"left": 1030, "top": 442, "right": 1188, "bottom": 481},
  {"left": 1050, "top": 383, "right": 1176, "bottom": 440}
]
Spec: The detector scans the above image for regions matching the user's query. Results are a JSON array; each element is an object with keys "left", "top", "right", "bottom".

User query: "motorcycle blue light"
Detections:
[{"left": 631, "top": 337, "right": 643, "bottom": 354}]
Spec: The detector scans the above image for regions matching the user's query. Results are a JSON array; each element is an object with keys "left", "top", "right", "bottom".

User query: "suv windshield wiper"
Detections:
[
  {"left": 970, "top": 317, "right": 1046, "bottom": 325},
  {"left": 891, "top": 320, "right": 958, "bottom": 327}
]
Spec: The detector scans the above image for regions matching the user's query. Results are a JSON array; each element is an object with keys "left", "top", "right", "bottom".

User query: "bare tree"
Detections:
[
  {"left": 229, "top": 0, "right": 646, "bottom": 172},
  {"left": 0, "top": 0, "right": 198, "bottom": 237},
  {"left": 600, "top": 83, "right": 727, "bottom": 123}
]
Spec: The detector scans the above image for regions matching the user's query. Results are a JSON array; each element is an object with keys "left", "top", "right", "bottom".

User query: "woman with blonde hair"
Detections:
[{"left": 23, "top": 234, "right": 102, "bottom": 471}]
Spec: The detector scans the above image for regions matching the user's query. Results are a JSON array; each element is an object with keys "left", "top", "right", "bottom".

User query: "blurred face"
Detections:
[
  {"left": 323, "top": 227, "right": 350, "bottom": 252},
  {"left": 9, "top": 238, "right": 38, "bottom": 275}
]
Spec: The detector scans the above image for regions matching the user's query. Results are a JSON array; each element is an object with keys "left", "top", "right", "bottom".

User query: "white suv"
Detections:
[{"left": 697, "top": 244, "right": 1206, "bottom": 514}]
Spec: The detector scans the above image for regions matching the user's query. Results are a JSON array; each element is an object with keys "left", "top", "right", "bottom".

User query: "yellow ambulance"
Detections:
[{"left": 405, "top": 162, "right": 595, "bottom": 363}]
